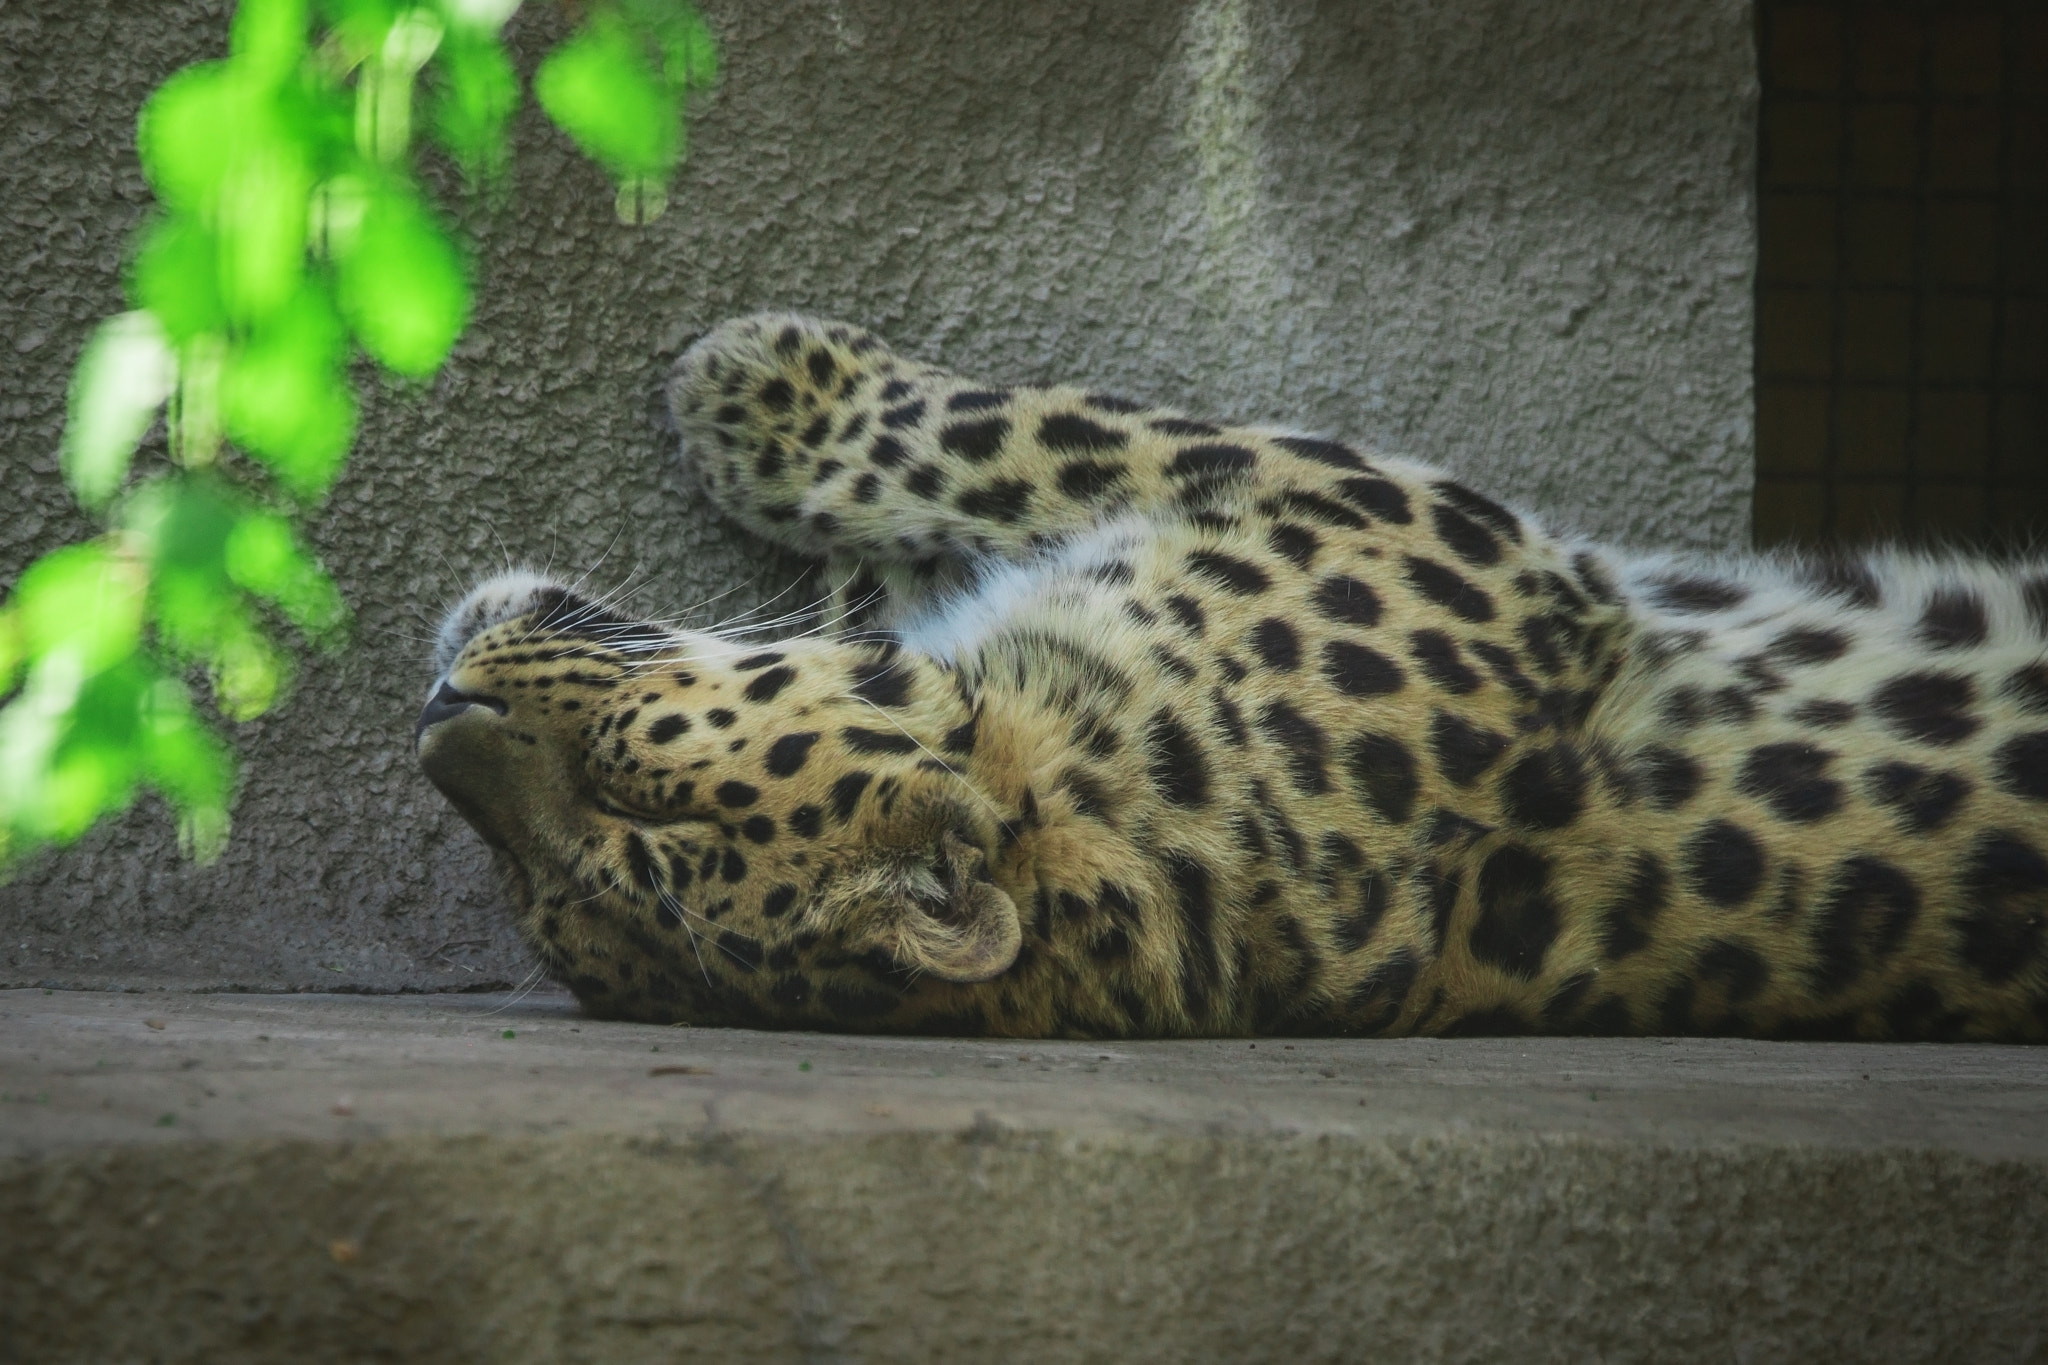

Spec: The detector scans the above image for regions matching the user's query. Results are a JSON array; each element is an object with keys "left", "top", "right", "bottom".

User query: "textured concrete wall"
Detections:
[{"left": 0, "top": 0, "right": 1758, "bottom": 991}]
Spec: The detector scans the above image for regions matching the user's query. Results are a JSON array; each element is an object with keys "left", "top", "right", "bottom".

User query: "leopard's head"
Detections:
[{"left": 417, "top": 573, "right": 1019, "bottom": 1029}]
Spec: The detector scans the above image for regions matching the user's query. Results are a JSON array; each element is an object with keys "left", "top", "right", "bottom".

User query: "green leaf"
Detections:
[
  {"left": 316, "top": 0, "right": 402, "bottom": 26},
  {"left": 633, "top": 0, "right": 718, "bottom": 93},
  {"left": 434, "top": 0, "right": 520, "bottom": 34},
  {"left": 120, "top": 476, "right": 342, "bottom": 705},
  {"left": 316, "top": 0, "right": 405, "bottom": 58},
  {"left": 36, "top": 736, "right": 140, "bottom": 843},
  {"left": 62, "top": 313, "right": 178, "bottom": 509},
  {"left": 0, "top": 658, "right": 80, "bottom": 852},
  {"left": 129, "top": 216, "right": 229, "bottom": 346},
  {"left": 124, "top": 480, "right": 234, "bottom": 640},
  {"left": 204, "top": 609, "right": 294, "bottom": 721},
  {"left": 330, "top": 181, "right": 470, "bottom": 375},
  {"left": 221, "top": 285, "right": 357, "bottom": 498},
  {"left": 11, "top": 543, "right": 149, "bottom": 676},
  {"left": 137, "top": 679, "right": 236, "bottom": 861},
  {"left": 232, "top": 0, "right": 311, "bottom": 85},
  {"left": 0, "top": 651, "right": 142, "bottom": 849},
  {"left": 37, "top": 661, "right": 154, "bottom": 841},
  {"left": 0, "top": 550, "right": 150, "bottom": 856},
  {"left": 138, "top": 61, "right": 317, "bottom": 324},
  {"left": 431, "top": 33, "right": 519, "bottom": 186},
  {"left": 0, "top": 608, "right": 21, "bottom": 699},
  {"left": 224, "top": 512, "right": 350, "bottom": 644},
  {"left": 125, "top": 477, "right": 235, "bottom": 578},
  {"left": 381, "top": 9, "right": 446, "bottom": 72},
  {"left": 137, "top": 63, "right": 243, "bottom": 213},
  {"left": 352, "top": 10, "right": 444, "bottom": 164},
  {"left": 0, "top": 641, "right": 238, "bottom": 864},
  {"left": 217, "top": 131, "right": 314, "bottom": 324},
  {"left": 22, "top": 0, "right": 738, "bottom": 865},
  {"left": 535, "top": 10, "right": 681, "bottom": 182},
  {"left": 120, "top": 479, "right": 295, "bottom": 722}
]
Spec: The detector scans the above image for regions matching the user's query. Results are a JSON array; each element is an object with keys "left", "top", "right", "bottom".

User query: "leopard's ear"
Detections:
[
  {"left": 816, "top": 824, "right": 1021, "bottom": 984},
  {"left": 890, "top": 829, "right": 1021, "bottom": 982}
]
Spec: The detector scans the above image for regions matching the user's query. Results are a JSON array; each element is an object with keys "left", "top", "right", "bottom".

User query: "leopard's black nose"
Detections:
[{"left": 415, "top": 681, "right": 508, "bottom": 742}]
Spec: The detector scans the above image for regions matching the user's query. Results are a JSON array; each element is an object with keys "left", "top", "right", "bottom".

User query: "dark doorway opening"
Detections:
[{"left": 1755, "top": 1, "right": 2045, "bottom": 548}]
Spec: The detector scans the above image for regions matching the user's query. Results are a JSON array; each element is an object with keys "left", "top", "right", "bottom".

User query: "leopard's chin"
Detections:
[{"left": 492, "top": 851, "right": 538, "bottom": 921}]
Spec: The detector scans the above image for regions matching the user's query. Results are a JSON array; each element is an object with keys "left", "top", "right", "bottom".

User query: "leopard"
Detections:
[{"left": 416, "top": 312, "right": 2048, "bottom": 1040}]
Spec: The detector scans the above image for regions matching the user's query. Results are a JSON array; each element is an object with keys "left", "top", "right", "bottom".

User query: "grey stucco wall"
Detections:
[{"left": 0, "top": 0, "right": 1757, "bottom": 991}]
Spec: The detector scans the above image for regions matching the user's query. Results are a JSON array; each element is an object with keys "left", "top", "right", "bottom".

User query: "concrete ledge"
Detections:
[{"left": 4, "top": 992, "right": 2046, "bottom": 1362}]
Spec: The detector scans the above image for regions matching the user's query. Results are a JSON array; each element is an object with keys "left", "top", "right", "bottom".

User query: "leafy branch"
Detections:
[{"left": 0, "top": 0, "right": 717, "bottom": 867}]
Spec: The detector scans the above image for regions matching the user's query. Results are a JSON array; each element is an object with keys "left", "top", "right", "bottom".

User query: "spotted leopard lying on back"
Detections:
[{"left": 415, "top": 313, "right": 2048, "bottom": 1040}]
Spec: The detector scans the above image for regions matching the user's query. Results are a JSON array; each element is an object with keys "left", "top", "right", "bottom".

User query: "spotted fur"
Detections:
[{"left": 415, "top": 314, "right": 2048, "bottom": 1040}]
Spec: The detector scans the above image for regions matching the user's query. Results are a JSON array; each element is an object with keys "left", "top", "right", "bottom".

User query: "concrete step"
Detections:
[{"left": 3, "top": 989, "right": 2045, "bottom": 1363}]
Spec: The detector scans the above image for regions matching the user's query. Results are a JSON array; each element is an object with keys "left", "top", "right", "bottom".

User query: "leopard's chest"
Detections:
[{"left": 895, "top": 517, "right": 1157, "bottom": 663}]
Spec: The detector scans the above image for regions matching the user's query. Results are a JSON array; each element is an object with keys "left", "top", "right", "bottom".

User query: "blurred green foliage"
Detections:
[{"left": 1, "top": 0, "right": 718, "bottom": 868}]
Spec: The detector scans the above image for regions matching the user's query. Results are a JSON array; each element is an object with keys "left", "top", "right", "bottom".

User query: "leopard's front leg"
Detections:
[
  {"left": 815, "top": 552, "right": 970, "bottom": 641},
  {"left": 668, "top": 313, "right": 1396, "bottom": 572}
]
